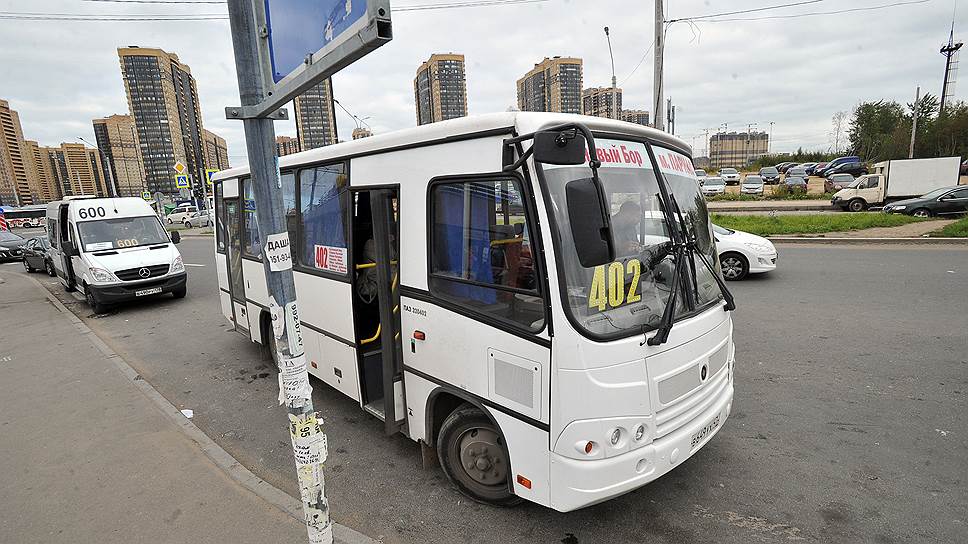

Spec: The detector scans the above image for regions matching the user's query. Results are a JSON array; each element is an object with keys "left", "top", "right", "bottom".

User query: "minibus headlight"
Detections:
[
  {"left": 171, "top": 256, "right": 185, "bottom": 273},
  {"left": 610, "top": 428, "right": 622, "bottom": 446},
  {"left": 90, "top": 267, "right": 116, "bottom": 283},
  {"left": 634, "top": 424, "right": 646, "bottom": 442}
]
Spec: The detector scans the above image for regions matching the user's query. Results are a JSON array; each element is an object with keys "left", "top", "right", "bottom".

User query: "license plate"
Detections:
[
  {"left": 135, "top": 287, "right": 163, "bottom": 297},
  {"left": 690, "top": 414, "right": 721, "bottom": 450}
]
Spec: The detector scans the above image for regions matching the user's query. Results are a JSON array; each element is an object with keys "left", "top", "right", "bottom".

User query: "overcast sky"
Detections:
[{"left": 0, "top": 0, "right": 963, "bottom": 165}]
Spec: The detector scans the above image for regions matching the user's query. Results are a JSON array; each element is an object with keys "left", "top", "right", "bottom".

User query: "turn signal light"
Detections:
[
  {"left": 413, "top": 330, "right": 426, "bottom": 341},
  {"left": 584, "top": 441, "right": 595, "bottom": 454},
  {"left": 516, "top": 475, "right": 532, "bottom": 489}
]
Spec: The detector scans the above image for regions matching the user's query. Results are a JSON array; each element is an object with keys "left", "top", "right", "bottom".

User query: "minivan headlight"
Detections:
[
  {"left": 90, "top": 267, "right": 116, "bottom": 283},
  {"left": 171, "top": 256, "right": 185, "bottom": 273}
]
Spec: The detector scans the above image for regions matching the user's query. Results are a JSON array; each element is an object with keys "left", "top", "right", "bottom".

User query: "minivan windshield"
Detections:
[
  {"left": 77, "top": 216, "right": 169, "bottom": 251},
  {"left": 540, "top": 139, "right": 722, "bottom": 338}
]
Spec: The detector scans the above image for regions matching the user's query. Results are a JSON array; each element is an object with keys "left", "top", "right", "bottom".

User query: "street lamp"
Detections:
[
  {"left": 78, "top": 136, "right": 118, "bottom": 198},
  {"left": 604, "top": 27, "right": 618, "bottom": 120}
]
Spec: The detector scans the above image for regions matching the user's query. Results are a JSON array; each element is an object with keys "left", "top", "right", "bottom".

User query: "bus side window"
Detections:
[
  {"left": 429, "top": 177, "right": 545, "bottom": 331},
  {"left": 214, "top": 182, "right": 226, "bottom": 254},
  {"left": 298, "top": 163, "right": 349, "bottom": 274},
  {"left": 242, "top": 177, "right": 262, "bottom": 259}
]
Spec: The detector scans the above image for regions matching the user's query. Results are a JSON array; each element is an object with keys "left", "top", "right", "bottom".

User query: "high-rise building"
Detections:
[
  {"left": 352, "top": 127, "right": 373, "bottom": 140},
  {"left": 516, "top": 57, "right": 583, "bottom": 114},
  {"left": 23, "top": 141, "right": 61, "bottom": 203},
  {"left": 41, "top": 143, "right": 108, "bottom": 198},
  {"left": 709, "top": 131, "right": 769, "bottom": 169},
  {"left": 582, "top": 87, "right": 623, "bottom": 119},
  {"left": 414, "top": 54, "right": 468, "bottom": 125},
  {"left": 294, "top": 79, "right": 339, "bottom": 150},
  {"left": 275, "top": 135, "right": 300, "bottom": 157},
  {"left": 93, "top": 114, "right": 144, "bottom": 197},
  {"left": 0, "top": 99, "right": 36, "bottom": 205},
  {"left": 202, "top": 129, "right": 230, "bottom": 171},
  {"left": 118, "top": 46, "right": 206, "bottom": 195},
  {"left": 621, "top": 109, "right": 651, "bottom": 127}
]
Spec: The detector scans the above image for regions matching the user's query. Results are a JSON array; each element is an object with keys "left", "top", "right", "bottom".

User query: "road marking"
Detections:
[{"left": 185, "top": 263, "right": 206, "bottom": 267}]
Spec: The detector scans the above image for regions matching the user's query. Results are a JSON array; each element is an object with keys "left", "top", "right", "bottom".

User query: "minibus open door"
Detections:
[{"left": 57, "top": 203, "right": 77, "bottom": 290}]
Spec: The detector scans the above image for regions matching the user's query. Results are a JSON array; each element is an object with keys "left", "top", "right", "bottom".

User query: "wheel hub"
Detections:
[{"left": 458, "top": 428, "right": 506, "bottom": 487}]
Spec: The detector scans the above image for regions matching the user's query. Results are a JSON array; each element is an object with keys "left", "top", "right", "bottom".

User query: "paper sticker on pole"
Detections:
[
  {"left": 278, "top": 354, "right": 312, "bottom": 404},
  {"left": 264, "top": 232, "right": 293, "bottom": 271}
]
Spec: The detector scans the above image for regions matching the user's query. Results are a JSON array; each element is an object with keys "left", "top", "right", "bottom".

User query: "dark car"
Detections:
[
  {"left": 824, "top": 173, "right": 855, "bottom": 193},
  {"left": 960, "top": 159, "right": 968, "bottom": 176},
  {"left": 812, "top": 161, "right": 829, "bottom": 176},
  {"left": 882, "top": 185, "right": 968, "bottom": 217},
  {"left": 817, "top": 156, "right": 861, "bottom": 177},
  {"left": 759, "top": 166, "right": 780, "bottom": 184},
  {"left": 825, "top": 162, "right": 868, "bottom": 177},
  {"left": 799, "top": 163, "right": 818, "bottom": 175},
  {"left": 777, "top": 162, "right": 797, "bottom": 173},
  {"left": 22, "top": 236, "right": 54, "bottom": 275},
  {"left": 783, "top": 176, "right": 808, "bottom": 193},
  {"left": 0, "top": 231, "right": 27, "bottom": 262},
  {"left": 786, "top": 167, "right": 809, "bottom": 180}
]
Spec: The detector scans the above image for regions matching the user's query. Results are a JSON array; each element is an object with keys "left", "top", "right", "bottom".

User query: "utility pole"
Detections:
[
  {"left": 78, "top": 137, "right": 118, "bottom": 198},
  {"left": 703, "top": 127, "right": 712, "bottom": 158},
  {"left": 768, "top": 121, "right": 775, "bottom": 154},
  {"left": 666, "top": 98, "right": 675, "bottom": 135},
  {"left": 745, "top": 123, "right": 757, "bottom": 167},
  {"left": 604, "top": 27, "right": 618, "bottom": 120},
  {"left": 654, "top": 0, "right": 665, "bottom": 131},
  {"left": 909, "top": 85, "right": 920, "bottom": 158},
  {"left": 226, "top": 2, "right": 329, "bottom": 542}
]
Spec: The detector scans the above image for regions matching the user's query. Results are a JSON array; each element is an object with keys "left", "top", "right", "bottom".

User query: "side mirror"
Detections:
[
  {"left": 533, "top": 130, "right": 587, "bottom": 165},
  {"left": 63, "top": 241, "right": 77, "bottom": 257},
  {"left": 565, "top": 178, "right": 614, "bottom": 267},
  {"left": 171, "top": 231, "right": 181, "bottom": 244}
]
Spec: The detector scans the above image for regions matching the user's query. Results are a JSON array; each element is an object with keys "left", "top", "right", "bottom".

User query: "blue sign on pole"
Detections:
[{"left": 265, "top": 0, "right": 370, "bottom": 84}]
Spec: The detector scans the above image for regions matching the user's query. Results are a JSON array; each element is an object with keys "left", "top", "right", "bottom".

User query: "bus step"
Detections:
[{"left": 363, "top": 399, "right": 386, "bottom": 421}]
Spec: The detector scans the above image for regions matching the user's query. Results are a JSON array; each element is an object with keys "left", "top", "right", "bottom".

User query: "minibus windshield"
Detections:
[
  {"left": 77, "top": 216, "right": 169, "bottom": 251},
  {"left": 540, "top": 139, "right": 722, "bottom": 339}
]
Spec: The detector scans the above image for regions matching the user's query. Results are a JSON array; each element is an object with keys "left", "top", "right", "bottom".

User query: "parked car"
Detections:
[
  {"left": 694, "top": 169, "right": 708, "bottom": 183},
  {"left": 183, "top": 211, "right": 211, "bottom": 228},
  {"left": 759, "top": 166, "right": 780, "bottom": 184},
  {"left": 21, "top": 235, "right": 55, "bottom": 275},
  {"left": 824, "top": 173, "right": 855, "bottom": 193},
  {"left": 741, "top": 175, "right": 765, "bottom": 195},
  {"left": 0, "top": 230, "right": 27, "bottom": 262},
  {"left": 777, "top": 162, "right": 797, "bottom": 173},
  {"left": 166, "top": 205, "right": 199, "bottom": 225},
  {"left": 825, "top": 162, "right": 868, "bottom": 177},
  {"left": 701, "top": 176, "right": 726, "bottom": 196},
  {"left": 783, "top": 175, "right": 808, "bottom": 193},
  {"left": 812, "top": 161, "right": 829, "bottom": 176},
  {"left": 960, "top": 159, "right": 968, "bottom": 176},
  {"left": 882, "top": 185, "right": 968, "bottom": 217},
  {"left": 799, "top": 163, "right": 818, "bottom": 175},
  {"left": 786, "top": 167, "right": 808, "bottom": 180},
  {"left": 816, "top": 156, "right": 861, "bottom": 177},
  {"left": 720, "top": 167, "right": 741, "bottom": 185},
  {"left": 713, "top": 224, "right": 777, "bottom": 280}
]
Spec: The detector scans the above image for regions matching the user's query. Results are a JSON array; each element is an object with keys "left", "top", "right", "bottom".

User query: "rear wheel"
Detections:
[
  {"left": 45, "top": 260, "right": 56, "bottom": 277},
  {"left": 437, "top": 406, "right": 521, "bottom": 507},
  {"left": 720, "top": 252, "right": 749, "bottom": 281},
  {"left": 848, "top": 199, "right": 866, "bottom": 212},
  {"left": 23, "top": 259, "right": 34, "bottom": 273},
  {"left": 911, "top": 208, "right": 932, "bottom": 218}
]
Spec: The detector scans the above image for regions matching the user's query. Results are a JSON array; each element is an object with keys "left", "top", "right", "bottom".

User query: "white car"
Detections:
[
  {"left": 183, "top": 210, "right": 211, "bottom": 228},
  {"left": 701, "top": 176, "right": 726, "bottom": 196},
  {"left": 719, "top": 167, "right": 741, "bottom": 185},
  {"left": 166, "top": 205, "right": 198, "bottom": 225},
  {"left": 694, "top": 169, "right": 708, "bottom": 184},
  {"left": 713, "top": 224, "right": 777, "bottom": 280},
  {"left": 741, "top": 175, "right": 765, "bottom": 195}
]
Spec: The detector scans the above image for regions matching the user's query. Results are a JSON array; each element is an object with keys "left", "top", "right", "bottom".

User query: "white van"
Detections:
[{"left": 46, "top": 196, "right": 187, "bottom": 313}]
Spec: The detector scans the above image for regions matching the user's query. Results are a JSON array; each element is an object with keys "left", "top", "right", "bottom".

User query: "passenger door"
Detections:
[
  {"left": 223, "top": 197, "right": 249, "bottom": 331},
  {"left": 938, "top": 187, "right": 968, "bottom": 215}
]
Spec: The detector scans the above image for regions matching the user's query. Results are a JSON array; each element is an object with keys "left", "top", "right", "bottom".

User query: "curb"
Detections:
[
  {"left": 708, "top": 203, "right": 836, "bottom": 212},
  {"left": 768, "top": 236, "right": 968, "bottom": 245},
  {"left": 23, "top": 274, "right": 376, "bottom": 544}
]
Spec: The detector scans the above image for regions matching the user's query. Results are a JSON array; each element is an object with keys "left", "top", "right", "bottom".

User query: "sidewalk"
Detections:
[{"left": 0, "top": 271, "right": 365, "bottom": 544}]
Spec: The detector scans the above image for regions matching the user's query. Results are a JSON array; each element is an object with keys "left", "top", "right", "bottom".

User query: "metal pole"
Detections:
[
  {"left": 654, "top": 0, "right": 665, "bottom": 131},
  {"left": 909, "top": 86, "right": 920, "bottom": 158},
  {"left": 768, "top": 121, "right": 774, "bottom": 154},
  {"left": 604, "top": 27, "right": 618, "bottom": 120},
  {"left": 226, "top": 2, "right": 331, "bottom": 543}
]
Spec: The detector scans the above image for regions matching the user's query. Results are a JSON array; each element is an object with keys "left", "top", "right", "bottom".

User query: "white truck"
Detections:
[{"left": 831, "top": 157, "right": 961, "bottom": 212}]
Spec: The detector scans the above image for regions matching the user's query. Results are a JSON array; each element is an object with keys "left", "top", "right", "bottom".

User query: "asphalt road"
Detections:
[{"left": 12, "top": 238, "right": 967, "bottom": 544}]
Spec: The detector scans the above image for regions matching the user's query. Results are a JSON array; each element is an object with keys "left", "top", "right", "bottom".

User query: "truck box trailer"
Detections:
[{"left": 831, "top": 157, "right": 961, "bottom": 211}]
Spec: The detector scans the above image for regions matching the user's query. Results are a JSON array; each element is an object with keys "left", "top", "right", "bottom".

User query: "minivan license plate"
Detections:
[
  {"left": 135, "top": 287, "right": 163, "bottom": 297},
  {"left": 690, "top": 414, "right": 721, "bottom": 450}
]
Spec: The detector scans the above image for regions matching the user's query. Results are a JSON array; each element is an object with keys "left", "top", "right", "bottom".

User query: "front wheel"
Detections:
[
  {"left": 167, "top": 218, "right": 173, "bottom": 224},
  {"left": 23, "top": 259, "right": 34, "bottom": 273},
  {"left": 847, "top": 199, "right": 866, "bottom": 212},
  {"left": 437, "top": 406, "right": 521, "bottom": 507},
  {"left": 45, "top": 260, "right": 56, "bottom": 277},
  {"left": 911, "top": 208, "right": 932, "bottom": 218},
  {"left": 720, "top": 252, "right": 749, "bottom": 281},
  {"left": 85, "top": 286, "right": 106, "bottom": 314},
  {"left": 171, "top": 285, "right": 187, "bottom": 299}
]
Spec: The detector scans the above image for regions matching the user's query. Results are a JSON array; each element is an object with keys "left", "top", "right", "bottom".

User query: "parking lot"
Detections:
[{"left": 10, "top": 236, "right": 967, "bottom": 544}]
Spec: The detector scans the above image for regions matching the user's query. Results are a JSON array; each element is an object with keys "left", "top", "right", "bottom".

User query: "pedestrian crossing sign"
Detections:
[
  {"left": 206, "top": 169, "right": 218, "bottom": 185},
  {"left": 175, "top": 174, "right": 190, "bottom": 189},
  {"left": 142, "top": 191, "right": 151, "bottom": 200}
]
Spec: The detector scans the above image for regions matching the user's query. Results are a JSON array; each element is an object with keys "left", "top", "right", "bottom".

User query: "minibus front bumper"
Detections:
[
  {"left": 90, "top": 272, "right": 187, "bottom": 303},
  {"left": 548, "top": 377, "right": 733, "bottom": 512}
]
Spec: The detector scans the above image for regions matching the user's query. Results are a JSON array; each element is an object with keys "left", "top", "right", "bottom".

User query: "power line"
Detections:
[
  {"left": 619, "top": 39, "right": 655, "bottom": 86},
  {"left": 668, "top": 0, "right": 825, "bottom": 23},
  {"left": 694, "top": 0, "right": 931, "bottom": 22}
]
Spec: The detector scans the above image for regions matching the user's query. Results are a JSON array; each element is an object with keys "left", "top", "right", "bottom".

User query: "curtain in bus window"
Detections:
[
  {"left": 243, "top": 178, "right": 261, "bottom": 258},
  {"left": 299, "top": 164, "right": 348, "bottom": 274},
  {"left": 432, "top": 182, "right": 497, "bottom": 304},
  {"left": 281, "top": 172, "right": 297, "bottom": 261}
]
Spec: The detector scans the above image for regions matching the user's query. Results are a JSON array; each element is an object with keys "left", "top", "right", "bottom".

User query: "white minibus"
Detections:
[
  {"left": 47, "top": 196, "right": 187, "bottom": 313},
  {"left": 212, "top": 112, "right": 735, "bottom": 511}
]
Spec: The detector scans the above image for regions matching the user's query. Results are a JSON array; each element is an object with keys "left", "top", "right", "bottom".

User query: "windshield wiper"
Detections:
[
  {"left": 643, "top": 239, "right": 686, "bottom": 346},
  {"left": 667, "top": 191, "right": 736, "bottom": 313}
]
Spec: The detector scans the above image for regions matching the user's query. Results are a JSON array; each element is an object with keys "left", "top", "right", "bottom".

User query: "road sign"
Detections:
[
  {"left": 0, "top": 209, "right": 7, "bottom": 231},
  {"left": 205, "top": 168, "right": 218, "bottom": 185},
  {"left": 173, "top": 161, "right": 186, "bottom": 174},
  {"left": 175, "top": 174, "right": 190, "bottom": 189},
  {"left": 142, "top": 191, "right": 151, "bottom": 200}
]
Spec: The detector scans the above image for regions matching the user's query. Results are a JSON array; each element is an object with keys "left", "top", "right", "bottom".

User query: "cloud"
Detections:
[{"left": 0, "top": 0, "right": 962, "bottom": 162}]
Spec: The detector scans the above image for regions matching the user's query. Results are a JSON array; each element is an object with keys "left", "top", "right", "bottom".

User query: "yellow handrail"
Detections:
[{"left": 358, "top": 272, "right": 400, "bottom": 346}]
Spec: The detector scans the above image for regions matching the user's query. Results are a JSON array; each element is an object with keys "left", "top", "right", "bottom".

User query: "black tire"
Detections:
[
  {"left": 719, "top": 252, "right": 749, "bottom": 281},
  {"left": 45, "top": 260, "right": 56, "bottom": 277},
  {"left": 171, "top": 285, "right": 187, "bottom": 299},
  {"left": 23, "top": 259, "right": 35, "bottom": 273},
  {"left": 847, "top": 199, "right": 866, "bottom": 212},
  {"left": 437, "top": 406, "right": 521, "bottom": 507},
  {"left": 260, "top": 312, "right": 280, "bottom": 365},
  {"left": 167, "top": 217, "right": 173, "bottom": 225},
  {"left": 85, "top": 284, "right": 106, "bottom": 314},
  {"left": 184, "top": 221, "right": 192, "bottom": 229},
  {"left": 911, "top": 208, "right": 932, "bottom": 218}
]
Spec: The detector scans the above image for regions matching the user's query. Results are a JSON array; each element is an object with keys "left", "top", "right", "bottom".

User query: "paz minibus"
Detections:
[
  {"left": 46, "top": 196, "right": 187, "bottom": 314},
  {"left": 212, "top": 112, "right": 735, "bottom": 511}
]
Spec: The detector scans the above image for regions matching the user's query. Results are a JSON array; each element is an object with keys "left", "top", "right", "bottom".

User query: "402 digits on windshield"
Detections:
[{"left": 588, "top": 259, "right": 643, "bottom": 311}]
